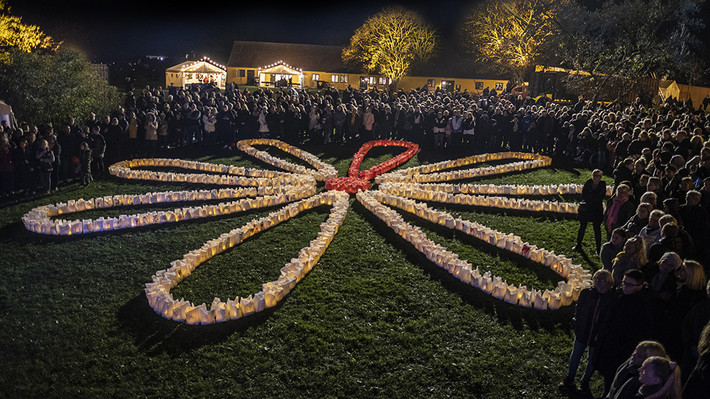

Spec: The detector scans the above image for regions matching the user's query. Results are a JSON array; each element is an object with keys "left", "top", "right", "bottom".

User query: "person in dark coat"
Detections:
[
  {"left": 89, "top": 125, "right": 105, "bottom": 178},
  {"left": 604, "top": 341, "right": 668, "bottom": 399},
  {"left": 623, "top": 203, "right": 653, "bottom": 237},
  {"left": 633, "top": 356, "right": 681, "bottom": 399},
  {"left": 613, "top": 158, "right": 635, "bottom": 191},
  {"left": 47, "top": 134, "right": 61, "bottom": 192},
  {"left": 679, "top": 190, "right": 710, "bottom": 264},
  {"left": 0, "top": 136, "right": 14, "bottom": 197},
  {"left": 683, "top": 320, "right": 710, "bottom": 398},
  {"left": 575, "top": 169, "right": 607, "bottom": 253},
  {"left": 34, "top": 139, "right": 54, "bottom": 194},
  {"left": 597, "top": 269, "right": 656, "bottom": 396},
  {"left": 601, "top": 228, "right": 628, "bottom": 271},
  {"left": 560, "top": 270, "right": 616, "bottom": 394},
  {"left": 681, "top": 282, "right": 710, "bottom": 382},
  {"left": 605, "top": 184, "right": 637, "bottom": 240},
  {"left": 12, "top": 137, "right": 30, "bottom": 194},
  {"left": 78, "top": 141, "right": 92, "bottom": 186}
]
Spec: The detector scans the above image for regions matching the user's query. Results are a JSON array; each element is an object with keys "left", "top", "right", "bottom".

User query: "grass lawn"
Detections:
[{"left": 0, "top": 142, "right": 612, "bottom": 398}]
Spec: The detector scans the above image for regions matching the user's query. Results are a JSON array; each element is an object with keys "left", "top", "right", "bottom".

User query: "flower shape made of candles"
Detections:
[{"left": 22, "top": 139, "right": 598, "bottom": 324}]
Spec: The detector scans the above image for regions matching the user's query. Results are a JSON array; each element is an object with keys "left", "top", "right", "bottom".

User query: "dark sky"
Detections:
[{"left": 10, "top": 0, "right": 478, "bottom": 64}]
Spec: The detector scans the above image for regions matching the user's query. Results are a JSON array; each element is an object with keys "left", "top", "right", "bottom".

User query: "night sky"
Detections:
[{"left": 11, "top": 0, "right": 478, "bottom": 64}]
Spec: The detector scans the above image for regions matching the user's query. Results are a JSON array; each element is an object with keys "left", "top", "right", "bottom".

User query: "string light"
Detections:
[
  {"left": 178, "top": 56, "right": 226, "bottom": 72},
  {"left": 257, "top": 60, "right": 303, "bottom": 74}
]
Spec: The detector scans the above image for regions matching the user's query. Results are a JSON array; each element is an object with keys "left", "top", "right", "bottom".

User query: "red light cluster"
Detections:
[
  {"left": 324, "top": 176, "right": 371, "bottom": 193},
  {"left": 326, "top": 140, "right": 419, "bottom": 194}
]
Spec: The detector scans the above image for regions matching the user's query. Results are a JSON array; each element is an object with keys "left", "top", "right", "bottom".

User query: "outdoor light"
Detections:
[
  {"left": 24, "top": 140, "right": 595, "bottom": 324},
  {"left": 360, "top": 187, "right": 593, "bottom": 310}
]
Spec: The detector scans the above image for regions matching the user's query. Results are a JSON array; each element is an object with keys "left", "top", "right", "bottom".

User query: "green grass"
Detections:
[{"left": 0, "top": 144, "right": 611, "bottom": 398}]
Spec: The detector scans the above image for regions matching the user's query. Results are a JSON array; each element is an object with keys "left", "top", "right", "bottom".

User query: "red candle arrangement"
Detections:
[{"left": 325, "top": 140, "right": 419, "bottom": 194}]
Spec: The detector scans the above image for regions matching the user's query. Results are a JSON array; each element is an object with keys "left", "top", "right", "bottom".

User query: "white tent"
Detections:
[
  {"left": 165, "top": 57, "right": 227, "bottom": 89},
  {"left": 0, "top": 100, "right": 17, "bottom": 128}
]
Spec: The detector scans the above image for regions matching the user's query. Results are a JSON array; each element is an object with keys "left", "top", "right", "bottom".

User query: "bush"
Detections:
[{"left": 0, "top": 48, "right": 121, "bottom": 125}]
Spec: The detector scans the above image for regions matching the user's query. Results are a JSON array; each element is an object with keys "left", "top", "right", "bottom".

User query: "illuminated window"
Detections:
[
  {"left": 427, "top": 79, "right": 435, "bottom": 87},
  {"left": 495, "top": 82, "right": 504, "bottom": 91},
  {"left": 312, "top": 74, "right": 320, "bottom": 81},
  {"left": 475, "top": 82, "right": 484, "bottom": 90},
  {"left": 378, "top": 77, "right": 388, "bottom": 85},
  {"left": 331, "top": 75, "right": 339, "bottom": 83},
  {"left": 341, "top": 75, "right": 349, "bottom": 83},
  {"left": 239, "top": 69, "right": 246, "bottom": 77}
]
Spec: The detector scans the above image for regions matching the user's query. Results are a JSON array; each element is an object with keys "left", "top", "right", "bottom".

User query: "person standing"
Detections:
[
  {"left": 362, "top": 105, "right": 375, "bottom": 142},
  {"left": 78, "top": 141, "right": 92, "bottom": 186},
  {"left": 126, "top": 112, "right": 139, "bottom": 158},
  {"left": 559, "top": 270, "right": 615, "bottom": 395},
  {"left": 596, "top": 269, "right": 655, "bottom": 395},
  {"left": 47, "top": 134, "right": 61, "bottom": 192},
  {"left": 575, "top": 169, "right": 607, "bottom": 253},
  {"left": 34, "top": 139, "right": 54, "bottom": 194},
  {"left": 89, "top": 126, "right": 105, "bottom": 178},
  {"left": 433, "top": 110, "right": 447, "bottom": 150},
  {"left": 143, "top": 113, "right": 158, "bottom": 157}
]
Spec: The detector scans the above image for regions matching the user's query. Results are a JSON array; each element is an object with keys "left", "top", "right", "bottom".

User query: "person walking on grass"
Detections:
[{"left": 574, "top": 169, "right": 607, "bottom": 253}]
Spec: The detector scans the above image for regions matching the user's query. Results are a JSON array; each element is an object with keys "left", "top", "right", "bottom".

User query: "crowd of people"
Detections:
[
  {"left": 565, "top": 120, "right": 710, "bottom": 396},
  {"left": 1, "top": 82, "right": 710, "bottom": 397},
  {"left": 1, "top": 82, "right": 709, "bottom": 197}
]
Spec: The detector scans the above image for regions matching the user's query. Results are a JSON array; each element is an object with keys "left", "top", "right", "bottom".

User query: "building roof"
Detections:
[
  {"left": 166, "top": 58, "right": 226, "bottom": 74},
  {"left": 227, "top": 41, "right": 354, "bottom": 73}
]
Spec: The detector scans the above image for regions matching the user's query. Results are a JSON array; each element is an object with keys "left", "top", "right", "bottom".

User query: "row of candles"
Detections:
[
  {"left": 376, "top": 159, "right": 552, "bottom": 184},
  {"left": 379, "top": 151, "right": 551, "bottom": 178},
  {"left": 378, "top": 183, "right": 580, "bottom": 214},
  {"left": 22, "top": 185, "right": 316, "bottom": 235},
  {"left": 379, "top": 182, "right": 614, "bottom": 197},
  {"left": 145, "top": 191, "right": 350, "bottom": 324},
  {"left": 236, "top": 139, "right": 338, "bottom": 182},
  {"left": 109, "top": 157, "right": 314, "bottom": 187},
  {"left": 356, "top": 191, "right": 592, "bottom": 309},
  {"left": 375, "top": 152, "right": 553, "bottom": 184}
]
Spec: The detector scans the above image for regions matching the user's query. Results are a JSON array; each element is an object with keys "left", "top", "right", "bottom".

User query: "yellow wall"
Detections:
[
  {"left": 302, "top": 71, "right": 358, "bottom": 90},
  {"left": 227, "top": 67, "right": 260, "bottom": 85},
  {"left": 226, "top": 66, "right": 508, "bottom": 94},
  {"left": 399, "top": 76, "right": 508, "bottom": 94}
]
